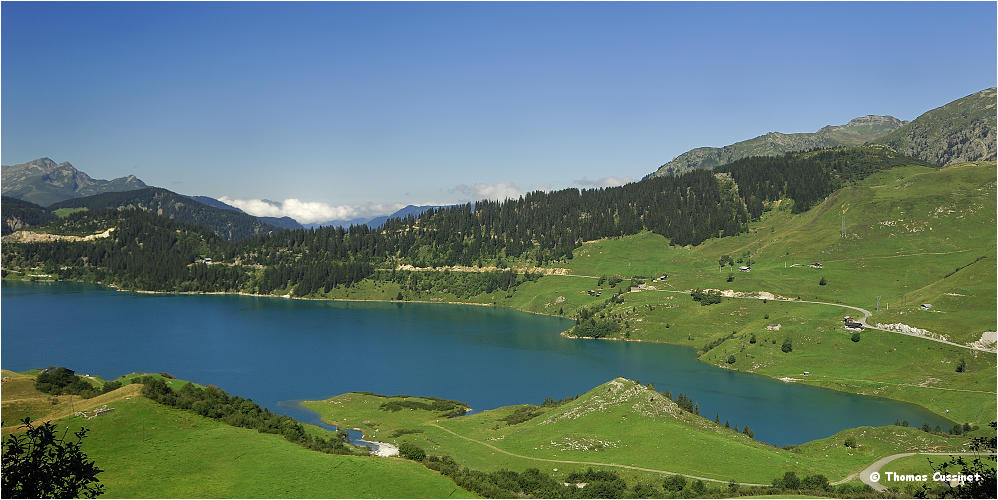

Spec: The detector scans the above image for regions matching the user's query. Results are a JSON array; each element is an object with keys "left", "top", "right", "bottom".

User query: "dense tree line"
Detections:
[
  {"left": 33, "top": 366, "right": 121, "bottom": 399},
  {"left": 139, "top": 376, "right": 352, "bottom": 455},
  {"left": 715, "top": 146, "right": 930, "bottom": 215},
  {"left": 3, "top": 146, "right": 925, "bottom": 297}
]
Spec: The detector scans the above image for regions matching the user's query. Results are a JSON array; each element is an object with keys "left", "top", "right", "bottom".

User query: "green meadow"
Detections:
[
  {"left": 1, "top": 371, "right": 474, "bottom": 498},
  {"left": 304, "top": 379, "right": 972, "bottom": 486}
]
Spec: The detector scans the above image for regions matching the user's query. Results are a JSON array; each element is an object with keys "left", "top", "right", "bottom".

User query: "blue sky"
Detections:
[{"left": 3, "top": 1, "right": 995, "bottom": 222}]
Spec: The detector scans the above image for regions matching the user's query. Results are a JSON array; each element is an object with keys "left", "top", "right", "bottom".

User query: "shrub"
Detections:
[
  {"left": 398, "top": 442, "right": 426, "bottom": 462},
  {"left": 819, "top": 276, "right": 827, "bottom": 286},
  {"left": 851, "top": 332, "right": 861, "bottom": 342},
  {"left": 956, "top": 358, "right": 966, "bottom": 372},
  {"left": 663, "top": 474, "right": 687, "bottom": 491},
  {"left": 781, "top": 338, "right": 793, "bottom": 353},
  {"left": 1, "top": 418, "right": 104, "bottom": 498},
  {"left": 726, "top": 354, "right": 736, "bottom": 364},
  {"left": 844, "top": 437, "right": 857, "bottom": 448}
]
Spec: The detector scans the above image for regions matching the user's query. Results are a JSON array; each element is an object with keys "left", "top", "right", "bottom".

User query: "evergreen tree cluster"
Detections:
[{"left": 715, "top": 146, "right": 930, "bottom": 216}]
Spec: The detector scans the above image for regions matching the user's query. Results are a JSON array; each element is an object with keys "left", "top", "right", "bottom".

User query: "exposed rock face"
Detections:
[
  {"left": 2, "top": 227, "right": 115, "bottom": 243},
  {"left": 646, "top": 115, "right": 906, "bottom": 178},
  {"left": 876, "top": 88, "right": 997, "bottom": 166},
  {"left": 1, "top": 157, "right": 147, "bottom": 206}
]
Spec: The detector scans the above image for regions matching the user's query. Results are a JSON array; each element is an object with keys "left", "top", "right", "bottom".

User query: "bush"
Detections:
[
  {"left": 781, "top": 338, "right": 793, "bottom": 353},
  {"left": 956, "top": 358, "right": 966, "bottom": 372},
  {"left": 663, "top": 474, "right": 687, "bottom": 491},
  {"left": 1, "top": 418, "right": 104, "bottom": 498},
  {"left": 819, "top": 276, "right": 827, "bottom": 286},
  {"left": 398, "top": 442, "right": 426, "bottom": 462},
  {"left": 851, "top": 332, "right": 861, "bottom": 342},
  {"left": 844, "top": 437, "right": 857, "bottom": 448},
  {"left": 726, "top": 354, "right": 736, "bottom": 364},
  {"left": 34, "top": 367, "right": 100, "bottom": 398}
]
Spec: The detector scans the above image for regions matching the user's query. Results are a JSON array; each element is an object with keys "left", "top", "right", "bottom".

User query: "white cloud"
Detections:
[
  {"left": 573, "top": 176, "right": 635, "bottom": 188},
  {"left": 453, "top": 181, "right": 522, "bottom": 201},
  {"left": 218, "top": 196, "right": 404, "bottom": 224}
]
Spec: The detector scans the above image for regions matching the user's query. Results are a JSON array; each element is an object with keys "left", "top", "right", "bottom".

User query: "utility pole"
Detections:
[
  {"left": 876, "top": 296, "right": 881, "bottom": 312},
  {"left": 841, "top": 215, "right": 845, "bottom": 238}
]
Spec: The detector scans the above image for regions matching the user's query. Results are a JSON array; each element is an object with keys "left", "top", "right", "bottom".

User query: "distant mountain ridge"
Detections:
[
  {"left": 48, "top": 188, "right": 283, "bottom": 242},
  {"left": 188, "top": 195, "right": 303, "bottom": 230},
  {"left": 1, "top": 157, "right": 149, "bottom": 206},
  {"left": 307, "top": 204, "right": 448, "bottom": 230},
  {"left": 875, "top": 87, "right": 997, "bottom": 165},
  {"left": 645, "top": 115, "right": 906, "bottom": 179}
]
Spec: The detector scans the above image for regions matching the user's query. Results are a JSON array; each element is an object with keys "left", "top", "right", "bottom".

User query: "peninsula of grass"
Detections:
[{"left": 303, "top": 378, "right": 972, "bottom": 486}]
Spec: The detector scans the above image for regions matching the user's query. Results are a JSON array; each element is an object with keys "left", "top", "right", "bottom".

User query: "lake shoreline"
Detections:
[{"left": 0, "top": 277, "right": 962, "bottom": 426}]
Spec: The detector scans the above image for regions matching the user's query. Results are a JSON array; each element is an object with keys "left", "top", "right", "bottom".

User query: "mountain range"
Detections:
[
  {"left": 645, "top": 87, "right": 997, "bottom": 179},
  {"left": 307, "top": 204, "right": 449, "bottom": 230},
  {"left": 874, "top": 87, "right": 997, "bottom": 165},
  {"left": 1, "top": 158, "right": 444, "bottom": 233},
  {"left": 1, "top": 158, "right": 148, "bottom": 206},
  {"left": 4, "top": 87, "right": 994, "bottom": 241},
  {"left": 644, "top": 115, "right": 907, "bottom": 179}
]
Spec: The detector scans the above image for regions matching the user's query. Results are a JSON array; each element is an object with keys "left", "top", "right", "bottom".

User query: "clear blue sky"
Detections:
[{"left": 3, "top": 1, "right": 996, "bottom": 222}]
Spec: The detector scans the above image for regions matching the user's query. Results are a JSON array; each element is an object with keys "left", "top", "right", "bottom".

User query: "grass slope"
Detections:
[
  {"left": 1, "top": 370, "right": 474, "bottom": 498},
  {"left": 304, "top": 379, "right": 971, "bottom": 486}
]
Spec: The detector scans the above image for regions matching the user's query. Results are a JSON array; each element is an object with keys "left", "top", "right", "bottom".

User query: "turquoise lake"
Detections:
[{"left": 1, "top": 280, "right": 950, "bottom": 445}]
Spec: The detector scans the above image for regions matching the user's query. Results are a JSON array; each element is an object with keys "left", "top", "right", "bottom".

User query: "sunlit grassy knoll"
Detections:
[
  {"left": 57, "top": 397, "right": 474, "bottom": 498},
  {"left": 303, "top": 379, "right": 973, "bottom": 486},
  {"left": 52, "top": 207, "right": 88, "bottom": 218},
  {"left": 1, "top": 370, "right": 473, "bottom": 498}
]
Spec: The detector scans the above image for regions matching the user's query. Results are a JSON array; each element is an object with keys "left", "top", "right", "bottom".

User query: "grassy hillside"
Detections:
[
  {"left": 304, "top": 378, "right": 972, "bottom": 485},
  {"left": 305, "top": 162, "right": 998, "bottom": 425},
  {"left": 876, "top": 88, "right": 996, "bottom": 166},
  {"left": 1, "top": 369, "right": 473, "bottom": 498}
]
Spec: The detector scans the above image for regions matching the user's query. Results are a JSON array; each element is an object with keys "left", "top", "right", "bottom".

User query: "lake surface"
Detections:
[{"left": 1, "top": 281, "right": 950, "bottom": 445}]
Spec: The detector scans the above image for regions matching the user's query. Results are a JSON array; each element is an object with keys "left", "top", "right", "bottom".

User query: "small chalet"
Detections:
[
  {"left": 809, "top": 262, "right": 823, "bottom": 269},
  {"left": 920, "top": 304, "right": 932, "bottom": 310},
  {"left": 766, "top": 324, "right": 781, "bottom": 331},
  {"left": 738, "top": 266, "right": 751, "bottom": 272}
]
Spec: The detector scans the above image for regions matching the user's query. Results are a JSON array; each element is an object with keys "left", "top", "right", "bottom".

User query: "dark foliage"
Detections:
[
  {"left": 715, "top": 146, "right": 930, "bottom": 215},
  {"left": 378, "top": 396, "right": 468, "bottom": 418},
  {"left": 138, "top": 377, "right": 351, "bottom": 455},
  {"left": 691, "top": 288, "right": 722, "bottom": 306},
  {"left": 1, "top": 196, "right": 56, "bottom": 235},
  {"left": 48, "top": 188, "right": 281, "bottom": 241},
  {"left": 1, "top": 418, "right": 104, "bottom": 498}
]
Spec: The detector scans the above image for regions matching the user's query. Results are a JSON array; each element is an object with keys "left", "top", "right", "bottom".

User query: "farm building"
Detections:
[
  {"left": 738, "top": 266, "right": 751, "bottom": 272},
  {"left": 920, "top": 304, "right": 933, "bottom": 310}
]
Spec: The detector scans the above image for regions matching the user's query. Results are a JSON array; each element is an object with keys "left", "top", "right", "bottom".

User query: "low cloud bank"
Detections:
[{"left": 218, "top": 196, "right": 404, "bottom": 224}]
